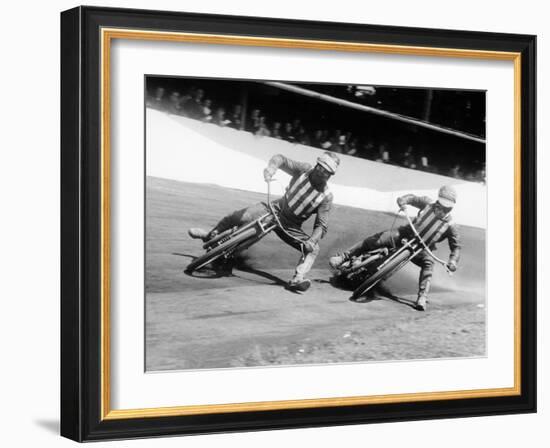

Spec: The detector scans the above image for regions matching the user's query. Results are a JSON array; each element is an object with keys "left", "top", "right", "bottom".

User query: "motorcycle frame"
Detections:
[{"left": 198, "top": 182, "right": 307, "bottom": 266}]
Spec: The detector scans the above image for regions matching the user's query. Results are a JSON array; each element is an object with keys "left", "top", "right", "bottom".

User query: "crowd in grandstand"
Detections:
[{"left": 146, "top": 85, "right": 486, "bottom": 184}]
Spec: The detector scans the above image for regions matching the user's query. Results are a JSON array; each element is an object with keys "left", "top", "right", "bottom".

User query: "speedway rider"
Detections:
[
  {"left": 188, "top": 152, "right": 340, "bottom": 292},
  {"left": 329, "top": 185, "right": 461, "bottom": 310}
]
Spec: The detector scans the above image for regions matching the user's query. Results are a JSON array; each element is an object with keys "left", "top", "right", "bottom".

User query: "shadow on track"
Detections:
[
  {"left": 231, "top": 266, "right": 311, "bottom": 295},
  {"left": 232, "top": 266, "right": 288, "bottom": 287},
  {"left": 173, "top": 252, "right": 234, "bottom": 279},
  {"left": 374, "top": 293, "right": 418, "bottom": 310},
  {"left": 172, "top": 252, "right": 194, "bottom": 259},
  {"left": 175, "top": 251, "right": 294, "bottom": 291},
  {"left": 344, "top": 282, "right": 419, "bottom": 310}
]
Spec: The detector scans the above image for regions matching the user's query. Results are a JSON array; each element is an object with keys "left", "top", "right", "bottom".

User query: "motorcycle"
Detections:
[
  {"left": 185, "top": 180, "right": 306, "bottom": 274},
  {"left": 331, "top": 207, "right": 452, "bottom": 301}
]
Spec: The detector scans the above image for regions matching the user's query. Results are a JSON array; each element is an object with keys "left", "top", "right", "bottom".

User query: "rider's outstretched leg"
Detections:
[
  {"left": 412, "top": 252, "right": 434, "bottom": 311},
  {"left": 329, "top": 228, "right": 401, "bottom": 270},
  {"left": 187, "top": 202, "right": 270, "bottom": 274},
  {"left": 188, "top": 202, "right": 268, "bottom": 241},
  {"left": 274, "top": 226, "right": 318, "bottom": 292},
  {"left": 289, "top": 243, "right": 320, "bottom": 292}
]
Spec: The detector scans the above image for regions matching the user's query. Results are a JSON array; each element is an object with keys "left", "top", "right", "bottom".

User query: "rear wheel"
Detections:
[
  {"left": 350, "top": 249, "right": 411, "bottom": 300},
  {"left": 186, "top": 227, "right": 258, "bottom": 273}
]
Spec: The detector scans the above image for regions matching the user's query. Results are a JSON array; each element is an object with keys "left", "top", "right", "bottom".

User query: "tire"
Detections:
[
  {"left": 350, "top": 249, "right": 411, "bottom": 300},
  {"left": 186, "top": 227, "right": 258, "bottom": 273}
]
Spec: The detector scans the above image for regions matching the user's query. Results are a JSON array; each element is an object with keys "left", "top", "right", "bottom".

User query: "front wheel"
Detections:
[
  {"left": 185, "top": 227, "right": 258, "bottom": 273},
  {"left": 350, "top": 249, "right": 411, "bottom": 300}
]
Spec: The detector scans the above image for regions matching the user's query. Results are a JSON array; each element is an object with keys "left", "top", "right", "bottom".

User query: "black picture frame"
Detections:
[{"left": 61, "top": 5, "right": 536, "bottom": 442}]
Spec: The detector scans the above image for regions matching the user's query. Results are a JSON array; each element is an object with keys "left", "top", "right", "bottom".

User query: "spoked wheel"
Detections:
[
  {"left": 350, "top": 249, "right": 410, "bottom": 301},
  {"left": 185, "top": 227, "right": 257, "bottom": 273}
]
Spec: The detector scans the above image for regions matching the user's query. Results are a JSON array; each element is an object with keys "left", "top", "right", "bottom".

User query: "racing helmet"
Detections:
[
  {"left": 316, "top": 152, "right": 340, "bottom": 175},
  {"left": 437, "top": 185, "right": 457, "bottom": 208}
]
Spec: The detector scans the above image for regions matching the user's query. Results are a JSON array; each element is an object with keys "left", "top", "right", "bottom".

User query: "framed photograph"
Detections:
[{"left": 61, "top": 6, "right": 536, "bottom": 442}]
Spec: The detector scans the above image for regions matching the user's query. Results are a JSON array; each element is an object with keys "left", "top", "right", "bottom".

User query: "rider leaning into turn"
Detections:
[
  {"left": 329, "top": 185, "right": 461, "bottom": 311},
  {"left": 188, "top": 152, "right": 340, "bottom": 292}
]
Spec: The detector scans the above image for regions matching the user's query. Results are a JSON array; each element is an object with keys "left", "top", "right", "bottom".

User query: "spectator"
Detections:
[
  {"left": 418, "top": 152, "right": 430, "bottom": 171},
  {"left": 360, "top": 139, "right": 376, "bottom": 160},
  {"left": 296, "top": 126, "right": 311, "bottom": 146},
  {"left": 292, "top": 118, "right": 302, "bottom": 134},
  {"left": 228, "top": 104, "right": 243, "bottom": 130},
  {"left": 255, "top": 116, "right": 271, "bottom": 136},
  {"left": 184, "top": 88, "right": 205, "bottom": 119},
  {"left": 320, "top": 130, "right": 332, "bottom": 150},
  {"left": 213, "top": 107, "right": 231, "bottom": 127},
  {"left": 478, "top": 166, "right": 486, "bottom": 184},
  {"left": 167, "top": 91, "right": 183, "bottom": 115},
  {"left": 271, "top": 122, "right": 283, "bottom": 139},
  {"left": 402, "top": 145, "right": 417, "bottom": 169},
  {"left": 464, "top": 161, "right": 484, "bottom": 182},
  {"left": 330, "top": 130, "right": 342, "bottom": 150},
  {"left": 148, "top": 86, "right": 165, "bottom": 109},
  {"left": 375, "top": 143, "right": 390, "bottom": 163},
  {"left": 310, "top": 129, "right": 324, "bottom": 148},
  {"left": 449, "top": 164, "right": 462, "bottom": 179},
  {"left": 282, "top": 122, "right": 296, "bottom": 142},
  {"left": 246, "top": 108, "right": 261, "bottom": 132},
  {"left": 202, "top": 99, "right": 213, "bottom": 122},
  {"left": 333, "top": 135, "right": 347, "bottom": 154},
  {"left": 178, "top": 87, "right": 193, "bottom": 113},
  {"left": 341, "top": 132, "right": 354, "bottom": 153},
  {"left": 346, "top": 138, "right": 359, "bottom": 156}
]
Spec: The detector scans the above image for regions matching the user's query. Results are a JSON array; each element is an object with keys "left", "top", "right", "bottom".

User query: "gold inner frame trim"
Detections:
[{"left": 100, "top": 27, "right": 522, "bottom": 420}]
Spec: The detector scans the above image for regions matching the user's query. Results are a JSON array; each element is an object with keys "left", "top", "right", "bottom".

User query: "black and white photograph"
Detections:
[
  {"left": 145, "top": 76, "right": 487, "bottom": 372},
  {"left": 1, "top": 0, "right": 544, "bottom": 444}
]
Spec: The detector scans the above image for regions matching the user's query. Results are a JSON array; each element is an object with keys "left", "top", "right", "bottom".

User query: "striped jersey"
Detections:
[
  {"left": 398, "top": 194, "right": 461, "bottom": 262},
  {"left": 283, "top": 171, "right": 330, "bottom": 220},
  {"left": 267, "top": 154, "right": 333, "bottom": 236},
  {"left": 413, "top": 204, "right": 451, "bottom": 246}
]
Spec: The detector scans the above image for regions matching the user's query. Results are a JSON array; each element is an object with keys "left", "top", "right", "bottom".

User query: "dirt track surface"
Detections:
[{"left": 146, "top": 177, "right": 486, "bottom": 371}]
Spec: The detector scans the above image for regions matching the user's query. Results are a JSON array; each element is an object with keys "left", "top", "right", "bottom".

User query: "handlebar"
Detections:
[{"left": 400, "top": 207, "right": 453, "bottom": 275}]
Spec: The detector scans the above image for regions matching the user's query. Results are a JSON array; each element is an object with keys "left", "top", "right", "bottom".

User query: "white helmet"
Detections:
[
  {"left": 438, "top": 185, "right": 457, "bottom": 208},
  {"left": 316, "top": 152, "right": 340, "bottom": 174}
]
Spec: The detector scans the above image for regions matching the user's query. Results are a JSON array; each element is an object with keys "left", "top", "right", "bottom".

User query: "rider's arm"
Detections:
[
  {"left": 266, "top": 154, "right": 312, "bottom": 178},
  {"left": 397, "top": 194, "right": 432, "bottom": 210},
  {"left": 310, "top": 192, "right": 333, "bottom": 243},
  {"left": 445, "top": 223, "right": 461, "bottom": 265}
]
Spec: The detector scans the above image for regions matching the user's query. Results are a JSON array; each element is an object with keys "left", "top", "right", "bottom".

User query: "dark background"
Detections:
[{"left": 146, "top": 77, "right": 486, "bottom": 181}]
